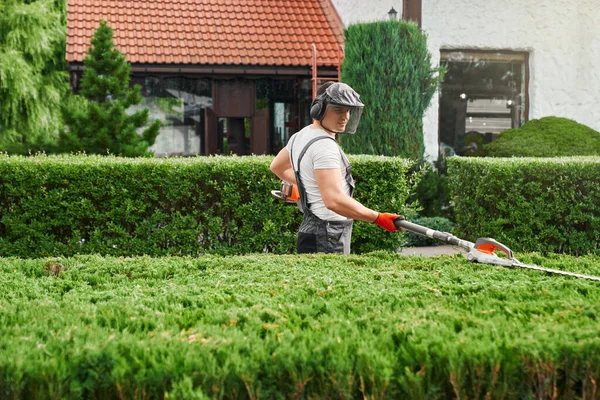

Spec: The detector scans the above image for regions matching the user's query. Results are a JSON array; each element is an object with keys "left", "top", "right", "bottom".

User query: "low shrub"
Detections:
[
  {"left": 485, "top": 116, "right": 600, "bottom": 157},
  {"left": 1, "top": 253, "right": 599, "bottom": 398}
]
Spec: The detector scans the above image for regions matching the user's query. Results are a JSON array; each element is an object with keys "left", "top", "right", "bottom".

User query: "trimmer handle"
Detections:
[
  {"left": 393, "top": 217, "right": 474, "bottom": 251},
  {"left": 393, "top": 217, "right": 432, "bottom": 236}
]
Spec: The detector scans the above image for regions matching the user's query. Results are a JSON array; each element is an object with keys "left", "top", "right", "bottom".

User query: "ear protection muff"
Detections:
[{"left": 309, "top": 93, "right": 327, "bottom": 121}]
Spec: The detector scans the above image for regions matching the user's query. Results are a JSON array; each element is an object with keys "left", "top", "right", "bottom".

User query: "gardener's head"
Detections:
[{"left": 310, "top": 82, "right": 364, "bottom": 134}]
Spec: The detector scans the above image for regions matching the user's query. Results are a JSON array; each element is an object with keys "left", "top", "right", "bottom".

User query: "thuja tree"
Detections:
[
  {"left": 60, "top": 19, "right": 160, "bottom": 157},
  {"left": 340, "top": 20, "right": 444, "bottom": 160},
  {"left": 0, "top": 0, "right": 68, "bottom": 146}
]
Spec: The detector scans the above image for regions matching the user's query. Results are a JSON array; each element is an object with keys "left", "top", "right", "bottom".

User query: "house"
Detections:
[
  {"left": 66, "top": 0, "right": 345, "bottom": 156},
  {"left": 331, "top": 0, "right": 600, "bottom": 161}
]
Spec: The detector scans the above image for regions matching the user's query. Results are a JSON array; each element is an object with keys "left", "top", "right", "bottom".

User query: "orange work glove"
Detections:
[{"left": 374, "top": 213, "right": 403, "bottom": 232}]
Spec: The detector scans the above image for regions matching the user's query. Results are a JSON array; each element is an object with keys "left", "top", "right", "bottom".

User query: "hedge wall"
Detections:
[
  {"left": 448, "top": 156, "right": 600, "bottom": 255},
  {"left": 0, "top": 154, "right": 414, "bottom": 257}
]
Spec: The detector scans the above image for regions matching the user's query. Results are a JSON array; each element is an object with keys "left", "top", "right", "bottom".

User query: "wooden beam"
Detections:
[
  {"left": 204, "top": 108, "right": 218, "bottom": 155},
  {"left": 403, "top": 0, "right": 422, "bottom": 28}
]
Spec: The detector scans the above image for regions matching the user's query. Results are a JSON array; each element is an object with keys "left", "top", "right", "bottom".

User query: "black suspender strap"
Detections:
[
  {"left": 289, "top": 135, "right": 338, "bottom": 213},
  {"left": 291, "top": 136, "right": 338, "bottom": 174}
]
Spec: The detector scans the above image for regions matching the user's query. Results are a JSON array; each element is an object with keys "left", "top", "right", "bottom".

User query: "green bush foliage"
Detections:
[
  {"left": 59, "top": 20, "right": 160, "bottom": 157},
  {"left": 0, "top": 154, "right": 414, "bottom": 257},
  {"left": 410, "top": 157, "right": 452, "bottom": 219},
  {"left": 485, "top": 116, "right": 600, "bottom": 157},
  {"left": 0, "top": 0, "right": 69, "bottom": 145},
  {"left": 448, "top": 156, "right": 600, "bottom": 255},
  {"left": 340, "top": 20, "right": 444, "bottom": 159},
  {"left": 405, "top": 216, "right": 454, "bottom": 247},
  {"left": 1, "top": 253, "right": 599, "bottom": 398}
]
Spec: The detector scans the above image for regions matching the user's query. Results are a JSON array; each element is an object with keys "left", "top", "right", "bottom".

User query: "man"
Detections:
[{"left": 270, "top": 81, "right": 402, "bottom": 254}]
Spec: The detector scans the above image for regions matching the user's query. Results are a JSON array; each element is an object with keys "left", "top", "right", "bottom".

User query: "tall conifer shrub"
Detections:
[
  {"left": 59, "top": 20, "right": 160, "bottom": 157},
  {"left": 0, "top": 0, "right": 68, "bottom": 145},
  {"left": 340, "top": 20, "right": 444, "bottom": 159}
]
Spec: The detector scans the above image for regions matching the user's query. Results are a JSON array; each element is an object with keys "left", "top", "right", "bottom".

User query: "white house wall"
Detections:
[
  {"left": 331, "top": 0, "right": 600, "bottom": 161},
  {"left": 330, "top": 0, "right": 398, "bottom": 26}
]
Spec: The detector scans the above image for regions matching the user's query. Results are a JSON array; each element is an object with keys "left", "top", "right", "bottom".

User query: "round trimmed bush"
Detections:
[{"left": 485, "top": 116, "right": 600, "bottom": 157}]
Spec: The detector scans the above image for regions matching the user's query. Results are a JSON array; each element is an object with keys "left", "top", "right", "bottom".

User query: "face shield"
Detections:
[{"left": 318, "top": 83, "right": 365, "bottom": 134}]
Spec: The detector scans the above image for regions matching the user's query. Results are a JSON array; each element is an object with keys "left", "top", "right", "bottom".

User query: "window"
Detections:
[
  {"left": 133, "top": 76, "right": 212, "bottom": 156},
  {"left": 273, "top": 102, "right": 293, "bottom": 152},
  {"left": 255, "top": 78, "right": 304, "bottom": 154},
  {"left": 438, "top": 50, "right": 528, "bottom": 156}
]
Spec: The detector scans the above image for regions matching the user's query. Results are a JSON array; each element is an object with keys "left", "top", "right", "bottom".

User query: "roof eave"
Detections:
[{"left": 67, "top": 62, "right": 340, "bottom": 77}]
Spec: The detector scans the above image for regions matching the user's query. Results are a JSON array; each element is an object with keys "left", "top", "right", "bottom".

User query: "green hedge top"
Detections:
[
  {"left": 485, "top": 117, "right": 600, "bottom": 157},
  {"left": 0, "top": 154, "right": 415, "bottom": 257},
  {"left": 2, "top": 253, "right": 600, "bottom": 399},
  {"left": 448, "top": 156, "right": 600, "bottom": 255}
]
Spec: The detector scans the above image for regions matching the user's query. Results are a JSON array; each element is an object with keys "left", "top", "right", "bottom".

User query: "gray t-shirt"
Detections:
[{"left": 286, "top": 126, "right": 351, "bottom": 221}]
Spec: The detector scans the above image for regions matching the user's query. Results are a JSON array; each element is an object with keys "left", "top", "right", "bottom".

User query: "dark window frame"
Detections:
[{"left": 438, "top": 49, "right": 530, "bottom": 154}]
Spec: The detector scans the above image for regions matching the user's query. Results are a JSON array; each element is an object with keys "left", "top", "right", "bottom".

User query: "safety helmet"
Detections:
[{"left": 309, "top": 82, "right": 365, "bottom": 134}]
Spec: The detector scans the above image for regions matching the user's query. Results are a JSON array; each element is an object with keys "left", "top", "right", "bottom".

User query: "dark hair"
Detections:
[{"left": 317, "top": 81, "right": 336, "bottom": 97}]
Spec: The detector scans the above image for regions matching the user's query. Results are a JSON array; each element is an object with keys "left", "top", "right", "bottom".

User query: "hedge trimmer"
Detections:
[
  {"left": 270, "top": 181, "right": 300, "bottom": 203},
  {"left": 270, "top": 181, "right": 600, "bottom": 281},
  {"left": 394, "top": 218, "right": 600, "bottom": 282}
]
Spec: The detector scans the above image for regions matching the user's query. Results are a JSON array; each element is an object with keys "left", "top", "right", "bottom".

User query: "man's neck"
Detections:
[{"left": 310, "top": 121, "right": 336, "bottom": 137}]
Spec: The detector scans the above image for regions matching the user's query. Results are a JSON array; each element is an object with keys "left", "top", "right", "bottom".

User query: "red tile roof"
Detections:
[{"left": 66, "top": 0, "right": 345, "bottom": 68}]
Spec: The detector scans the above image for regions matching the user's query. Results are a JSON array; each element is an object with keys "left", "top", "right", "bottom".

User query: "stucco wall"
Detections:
[
  {"left": 332, "top": 0, "right": 600, "bottom": 161},
  {"left": 330, "top": 0, "right": 398, "bottom": 27}
]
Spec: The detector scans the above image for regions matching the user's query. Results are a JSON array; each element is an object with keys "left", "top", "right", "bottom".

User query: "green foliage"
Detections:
[
  {"left": 0, "top": 0, "right": 68, "bottom": 145},
  {"left": 1, "top": 253, "right": 600, "bottom": 398},
  {"left": 0, "top": 154, "right": 415, "bottom": 257},
  {"left": 59, "top": 20, "right": 160, "bottom": 157},
  {"left": 459, "top": 131, "right": 486, "bottom": 157},
  {"left": 340, "top": 20, "right": 445, "bottom": 159},
  {"left": 485, "top": 116, "right": 600, "bottom": 157},
  {"left": 410, "top": 158, "right": 453, "bottom": 219},
  {"left": 405, "top": 216, "right": 454, "bottom": 247},
  {"left": 348, "top": 154, "right": 417, "bottom": 253},
  {"left": 448, "top": 156, "right": 600, "bottom": 255}
]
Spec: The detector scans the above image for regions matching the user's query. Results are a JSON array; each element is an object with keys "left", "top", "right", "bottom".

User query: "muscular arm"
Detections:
[
  {"left": 315, "top": 168, "right": 379, "bottom": 223},
  {"left": 269, "top": 147, "right": 297, "bottom": 184}
]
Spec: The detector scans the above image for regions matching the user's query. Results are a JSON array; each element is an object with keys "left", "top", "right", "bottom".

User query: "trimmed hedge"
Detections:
[
  {"left": 0, "top": 154, "right": 414, "bottom": 257},
  {"left": 485, "top": 117, "right": 600, "bottom": 157},
  {"left": 340, "top": 20, "right": 444, "bottom": 159},
  {"left": 448, "top": 156, "right": 600, "bottom": 255},
  {"left": 1, "top": 253, "right": 599, "bottom": 398}
]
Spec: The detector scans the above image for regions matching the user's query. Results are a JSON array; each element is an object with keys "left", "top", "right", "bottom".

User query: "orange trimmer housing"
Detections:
[
  {"left": 280, "top": 182, "right": 300, "bottom": 202},
  {"left": 271, "top": 181, "right": 300, "bottom": 203}
]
